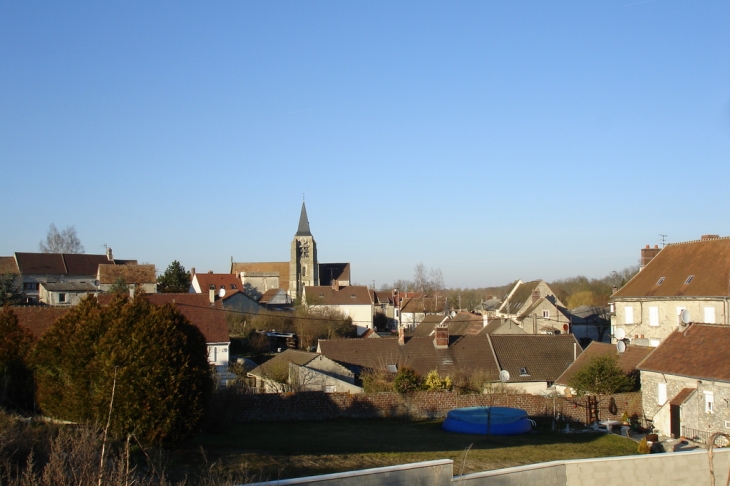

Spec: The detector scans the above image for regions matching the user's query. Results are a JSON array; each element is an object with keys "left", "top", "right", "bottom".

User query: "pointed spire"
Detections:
[{"left": 295, "top": 202, "right": 312, "bottom": 236}]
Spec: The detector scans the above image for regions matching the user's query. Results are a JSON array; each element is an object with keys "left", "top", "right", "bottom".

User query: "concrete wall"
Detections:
[{"left": 459, "top": 448, "right": 730, "bottom": 486}]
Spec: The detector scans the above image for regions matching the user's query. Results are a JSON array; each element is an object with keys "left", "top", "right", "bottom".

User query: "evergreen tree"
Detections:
[
  {"left": 157, "top": 260, "right": 191, "bottom": 293},
  {"left": 567, "top": 354, "right": 635, "bottom": 397},
  {"left": 0, "top": 275, "right": 24, "bottom": 306},
  {"left": 0, "top": 306, "right": 36, "bottom": 410}
]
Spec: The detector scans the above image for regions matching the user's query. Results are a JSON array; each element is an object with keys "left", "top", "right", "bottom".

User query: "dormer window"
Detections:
[
  {"left": 519, "top": 367, "right": 529, "bottom": 376},
  {"left": 231, "top": 284, "right": 237, "bottom": 289},
  {"left": 685, "top": 275, "right": 694, "bottom": 284},
  {"left": 656, "top": 277, "right": 665, "bottom": 285},
  {"left": 351, "top": 294, "right": 356, "bottom": 298}
]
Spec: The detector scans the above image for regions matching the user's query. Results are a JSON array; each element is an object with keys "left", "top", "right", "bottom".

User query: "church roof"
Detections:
[{"left": 295, "top": 202, "right": 312, "bottom": 237}]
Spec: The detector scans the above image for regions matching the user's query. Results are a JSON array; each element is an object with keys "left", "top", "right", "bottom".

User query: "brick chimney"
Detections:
[
  {"left": 701, "top": 234, "right": 720, "bottom": 241},
  {"left": 434, "top": 324, "right": 448, "bottom": 349},
  {"left": 190, "top": 267, "right": 195, "bottom": 277},
  {"left": 106, "top": 247, "right": 113, "bottom": 261},
  {"left": 398, "top": 326, "right": 405, "bottom": 346},
  {"left": 640, "top": 244, "right": 661, "bottom": 269},
  {"left": 209, "top": 284, "right": 216, "bottom": 304},
  {"left": 531, "top": 289, "right": 540, "bottom": 304}
]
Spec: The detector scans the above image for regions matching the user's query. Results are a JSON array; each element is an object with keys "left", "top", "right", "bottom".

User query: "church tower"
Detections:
[{"left": 289, "top": 202, "right": 318, "bottom": 297}]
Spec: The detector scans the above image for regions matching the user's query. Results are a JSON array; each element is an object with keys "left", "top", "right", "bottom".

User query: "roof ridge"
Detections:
[{"left": 666, "top": 235, "right": 730, "bottom": 246}]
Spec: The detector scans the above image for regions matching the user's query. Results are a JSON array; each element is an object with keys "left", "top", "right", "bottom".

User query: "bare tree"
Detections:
[{"left": 39, "top": 224, "right": 85, "bottom": 254}]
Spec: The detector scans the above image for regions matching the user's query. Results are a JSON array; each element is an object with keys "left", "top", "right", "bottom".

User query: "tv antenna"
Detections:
[{"left": 659, "top": 234, "right": 667, "bottom": 247}]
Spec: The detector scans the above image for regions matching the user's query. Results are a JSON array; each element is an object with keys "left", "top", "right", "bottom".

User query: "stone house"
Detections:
[
  {"left": 303, "top": 284, "right": 373, "bottom": 335},
  {"left": 248, "top": 349, "right": 361, "bottom": 393},
  {"left": 399, "top": 293, "right": 444, "bottom": 330},
  {"left": 495, "top": 280, "right": 570, "bottom": 334},
  {"left": 610, "top": 235, "right": 730, "bottom": 347},
  {"left": 637, "top": 324, "right": 730, "bottom": 442},
  {"left": 97, "top": 263, "right": 157, "bottom": 294},
  {"left": 39, "top": 281, "right": 96, "bottom": 306}
]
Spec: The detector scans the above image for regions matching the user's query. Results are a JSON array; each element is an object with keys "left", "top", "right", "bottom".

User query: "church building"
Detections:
[{"left": 231, "top": 203, "right": 351, "bottom": 299}]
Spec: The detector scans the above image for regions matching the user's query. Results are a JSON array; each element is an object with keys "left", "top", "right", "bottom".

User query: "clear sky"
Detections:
[{"left": 1, "top": 1, "right": 729, "bottom": 289}]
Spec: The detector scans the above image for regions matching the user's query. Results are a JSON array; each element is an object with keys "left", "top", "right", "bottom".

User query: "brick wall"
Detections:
[{"left": 232, "top": 391, "right": 642, "bottom": 424}]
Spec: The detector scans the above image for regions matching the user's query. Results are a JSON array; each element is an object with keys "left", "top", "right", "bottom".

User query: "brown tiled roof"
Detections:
[
  {"left": 614, "top": 237, "right": 730, "bottom": 298},
  {"left": 259, "top": 288, "right": 284, "bottom": 304},
  {"left": 15, "top": 253, "right": 66, "bottom": 274},
  {"left": 0, "top": 257, "right": 19, "bottom": 275},
  {"left": 13, "top": 306, "right": 71, "bottom": 339},
  {"left": 637, "top": 324, "right": 730, "bottom": 381},
  {"left": 669, "top": 388, "right": 696, "bottom": 406},
  {"left": 319, "top": 263, "right": 351, "bottom": 285},
  {"left": 400, "top": 295, "right": 442, "bottom": 314},
  {"left": 305, "top": 286, "right": 372, "bottom": 306},
  {"left": 498, "top": 280, "right": 540, "bottom": 314},
  {"left": 412, "top": 313, "right": 483, "bottom": 342},
  {"left": 98, "top": 264, "right": 156, "bottom": 284},
  {"left": 489, "top": 334, "right": 582, "bottom": 383},
  {"left": 232, "top": 262, "right": 290, "bottom": 289},
  {"left": 317, "top": 334, "right": 500, "bottom": 380},
  {"left": 97, "top": 293, "right": 230, "bottom": 344},
  {"left": 555, "top": 341, "right": 653, "bottom": 386},
  {"left": 62, "top": 254, "right": 111, "bottom": 275},
  {"left": 249, "top": 349, "right": 317, "bottom": 378},
  {"left": 193, "top": 273, "right": 242, "bottom": 292}
]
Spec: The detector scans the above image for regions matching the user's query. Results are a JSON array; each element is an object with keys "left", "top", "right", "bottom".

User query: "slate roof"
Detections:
[
  {"left": 295, "top": 202, "right": 312, "bottom": 237},
  {"left": 490, "top": 334, "right": 582, "bottom": 383},
  {"left": 97, "top": 293, "right": 230, "bottom": 344},
  {"left": 319, "top": 263, "right": 351, "bottom": 285},
  {"left": 15, "top": 253, "right": 67, "bottom": 274},
  {"left": 62, "top": 254, "right": 111, "bottom": 275},
  {"left": 613, "top": 236, "right": 730, "bottom": 298},
  {"left": 0, "top": 257, "right": 19, "bottom": 275},
  {"left": 555, "top": 341, "right": 653, "bottom": 386},
  {"left": 637, "top": 324, "right": 730, "bottom": 382},
  {"left": 370, "top": 290, "right": 393, "bottom": 305},
  {"left": 305, "top": 285, "right": 372, "bottom": 306},
  {"left": 98, "top": 264, "right": 156, "bottom": 284},
  {"left": 13, "top": 306, "right": 71, "bottom": 339}
]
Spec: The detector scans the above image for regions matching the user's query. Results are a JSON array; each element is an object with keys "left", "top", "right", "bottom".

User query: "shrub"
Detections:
[{"left": 393, "top": 367, "right": 423, "bottom": 393}]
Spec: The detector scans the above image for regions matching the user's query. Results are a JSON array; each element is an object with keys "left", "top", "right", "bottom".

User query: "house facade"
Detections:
[
  {"left": 637, "top": 324, "right": 730, "bottom": 442},
  {"left": 611, "top": 236, "right": 730, "bottom": 347},
  {"left": 303, "top": 284, "right": 373, "bottom": 335}
]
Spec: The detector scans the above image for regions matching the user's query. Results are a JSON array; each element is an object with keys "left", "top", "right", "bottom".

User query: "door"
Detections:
[{"left": 670, "top": 404, "right": 681, "bottom": 438}]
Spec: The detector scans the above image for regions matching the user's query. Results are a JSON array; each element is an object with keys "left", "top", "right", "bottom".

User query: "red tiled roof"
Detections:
[
  {"left": 555, "top": 341, "right": 653, "bottom": 386},
  {"left": 97, "top": 293, "right": 230, "bottom": 344},
  {"left": 13, "top": 306, "right": 71, "bottom": 339},
  {"left": 194, "top": 273, "right": 242, "bottom": 292},
  {"left": 637, "top": 324, "right": 730, "bottom": 381},
  {"left": 614, "top": 237, "right": 730, "bottom": 298}
]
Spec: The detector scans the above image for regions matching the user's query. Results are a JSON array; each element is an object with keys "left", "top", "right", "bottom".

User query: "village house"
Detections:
[
  {"left": 610, "top": 235, "right": 730, "bottom": 347},
  {"left": 495, "top": 280, "right": 570, "bottom": 334},
  {"left": 637, "top": 324, "right": 730, "bottom": 443},
  {"left": 303, "top": 284, "right": 373, "bottom": 335}
]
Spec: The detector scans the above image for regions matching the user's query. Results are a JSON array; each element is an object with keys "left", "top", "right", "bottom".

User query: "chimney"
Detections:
[
  {"left": 209, "top": 284, "right": 216, "bottom": 304},
  {"left": 701, "top": 234, "right": 720, "bottom": 241},
  {"left": 531, "top": 289, "right": 540, "bottom": 304},
  {"left": 434, "top": 324, "right": 448, "bottom": 349},
  {"left": 640, "top": 244, "right": 661, "bottom": 269},
  {"left": 208, "top": 270, "right": 213, "bottom": 274},
  {"left": 106, "top": 247, "right": 113, "bottom": 261},
  {"left": 190, "top": 267, "right": 195, "bottom": 277},
  {"left": 398, "top": 326, "right": 405, "bottom": 345},
  {"left": 332, "top": 280, "right": 339, "bottom": 291}
]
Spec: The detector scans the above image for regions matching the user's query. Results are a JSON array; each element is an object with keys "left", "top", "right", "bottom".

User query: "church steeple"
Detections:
[{"left": 295, "top": 202, "right": 312, "bottom": 237}]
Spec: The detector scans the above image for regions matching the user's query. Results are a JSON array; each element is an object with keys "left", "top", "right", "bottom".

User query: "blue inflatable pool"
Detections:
[{"left": 442, "top": 406, "right": 532, "bottom": 435}]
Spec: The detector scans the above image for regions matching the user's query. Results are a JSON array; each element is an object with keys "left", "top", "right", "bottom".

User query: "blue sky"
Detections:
[{"left": 1, "top": 1, "right": 729, "bottom": 288}]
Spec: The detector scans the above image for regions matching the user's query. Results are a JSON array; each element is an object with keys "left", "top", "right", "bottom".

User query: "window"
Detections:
[
  {"left": 649, "top": 307, "right": 659, "bottom": 326},
  {"left": 302, "top": 266, "right": 307, "bottom": 277},
  {"left": 23, "top": 282, "right": 38, "bottom": 291},
  {"left": 519, "top": 367, "right": 529, "bottom": 376},
  {"left": 704, "top": 307, "right": 716, "bottom": 324},
  {"left": 656, "top": 277, "right": 665, "bottom": 285},
  {"left": 705, "top": 391, "right": 714, "bottom": 413},
  {"left": 231, "top": 284, "right": 237, "bottom": 289},
  {"left": 657, "top": 383, "right": 667, "bottom": 405},
  {"left": 625, "top": 306, "right": 634, "bottom": 324},
  {"left": 685, "top": 275, "right": 694, "bottom": 285},
  {"left": 324, "top": 385, "right": 336, "bottom": 393},
  {"left": 542, "top": 310, "right": 550, "bottom": 318},
  {"left": 58, "top": 293, "right": 66, "bottom": 303}
]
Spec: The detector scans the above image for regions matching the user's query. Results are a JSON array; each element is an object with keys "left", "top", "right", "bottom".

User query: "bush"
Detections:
[
  {"left": 424, "top": 370, "right": 452, "bottom": 391},
  {"left": 393, "top": 367, "right": 423, "bottom": 393},
  {"left": 0, "top": 306, "right": 36, "bottom": 410}
]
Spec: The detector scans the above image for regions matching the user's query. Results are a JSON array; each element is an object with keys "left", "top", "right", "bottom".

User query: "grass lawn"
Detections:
[{"left": 185, "top": 418, "right": 639, "bottom": 481}]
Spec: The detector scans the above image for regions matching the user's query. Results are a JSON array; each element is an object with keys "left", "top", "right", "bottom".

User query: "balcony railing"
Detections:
[{"left": 682, "top": 426, "right": 730, "bottom": 447}]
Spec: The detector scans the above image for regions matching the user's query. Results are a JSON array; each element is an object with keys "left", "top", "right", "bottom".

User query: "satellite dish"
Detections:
[
  {"left": 219, "top": 288, "right": 226, "bottom": 298},
  {"left": 499, "top": 370, "right": 510, "bottom": 383},
  {"left": 680, "top": 309, "right": 690, "bottom": 324},
  {"left": 614, "top": 327, "right": 626, "bottom": 340},
  {"left": 617, "top": 340, "right": 627, "bottom": 353},
  {"left": 563, "top": 323, "right": 569, "bottom": 332}
]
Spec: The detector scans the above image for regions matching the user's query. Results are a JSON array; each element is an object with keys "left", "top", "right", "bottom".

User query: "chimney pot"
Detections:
[
  {"left": 701, "top": 234, "right": 720, "bottom": 241},
  {"left": 645, "top": 245, "right": 650, "bottom": 249},
  {"left": 654, "top": 245, "right": 659, "bottom": 249}
]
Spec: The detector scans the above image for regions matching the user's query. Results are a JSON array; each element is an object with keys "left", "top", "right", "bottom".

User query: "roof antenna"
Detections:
[
  {"left": 659, "top": 234, "right": 667, "bottom": 248},
  {"left": 303, "top": 193, "right": 305, "bottom": 202}
]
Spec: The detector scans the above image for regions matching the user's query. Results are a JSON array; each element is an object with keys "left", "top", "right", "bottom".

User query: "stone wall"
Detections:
[{"left": 233, "top": 391, "right": 642, "bottom": 424}]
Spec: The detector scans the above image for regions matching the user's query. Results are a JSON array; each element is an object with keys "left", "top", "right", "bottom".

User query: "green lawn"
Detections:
[{"left": 185, "top": 418, "right": 639, "bottom": 481}]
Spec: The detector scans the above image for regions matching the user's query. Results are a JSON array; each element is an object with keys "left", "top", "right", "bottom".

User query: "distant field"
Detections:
[{"left": 187, "top": 418, "right": 639, "bottom": 481}]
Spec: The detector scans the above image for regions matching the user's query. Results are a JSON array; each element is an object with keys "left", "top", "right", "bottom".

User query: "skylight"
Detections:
[
  {"left": 685, "top": 275, "right": 694, "bottom": 285},
  {"left": 656, "top": 277, "right": 665, "bottom": 285},
  {"left": 519, "top": 367, "right": 529, "bottom": 376}
]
